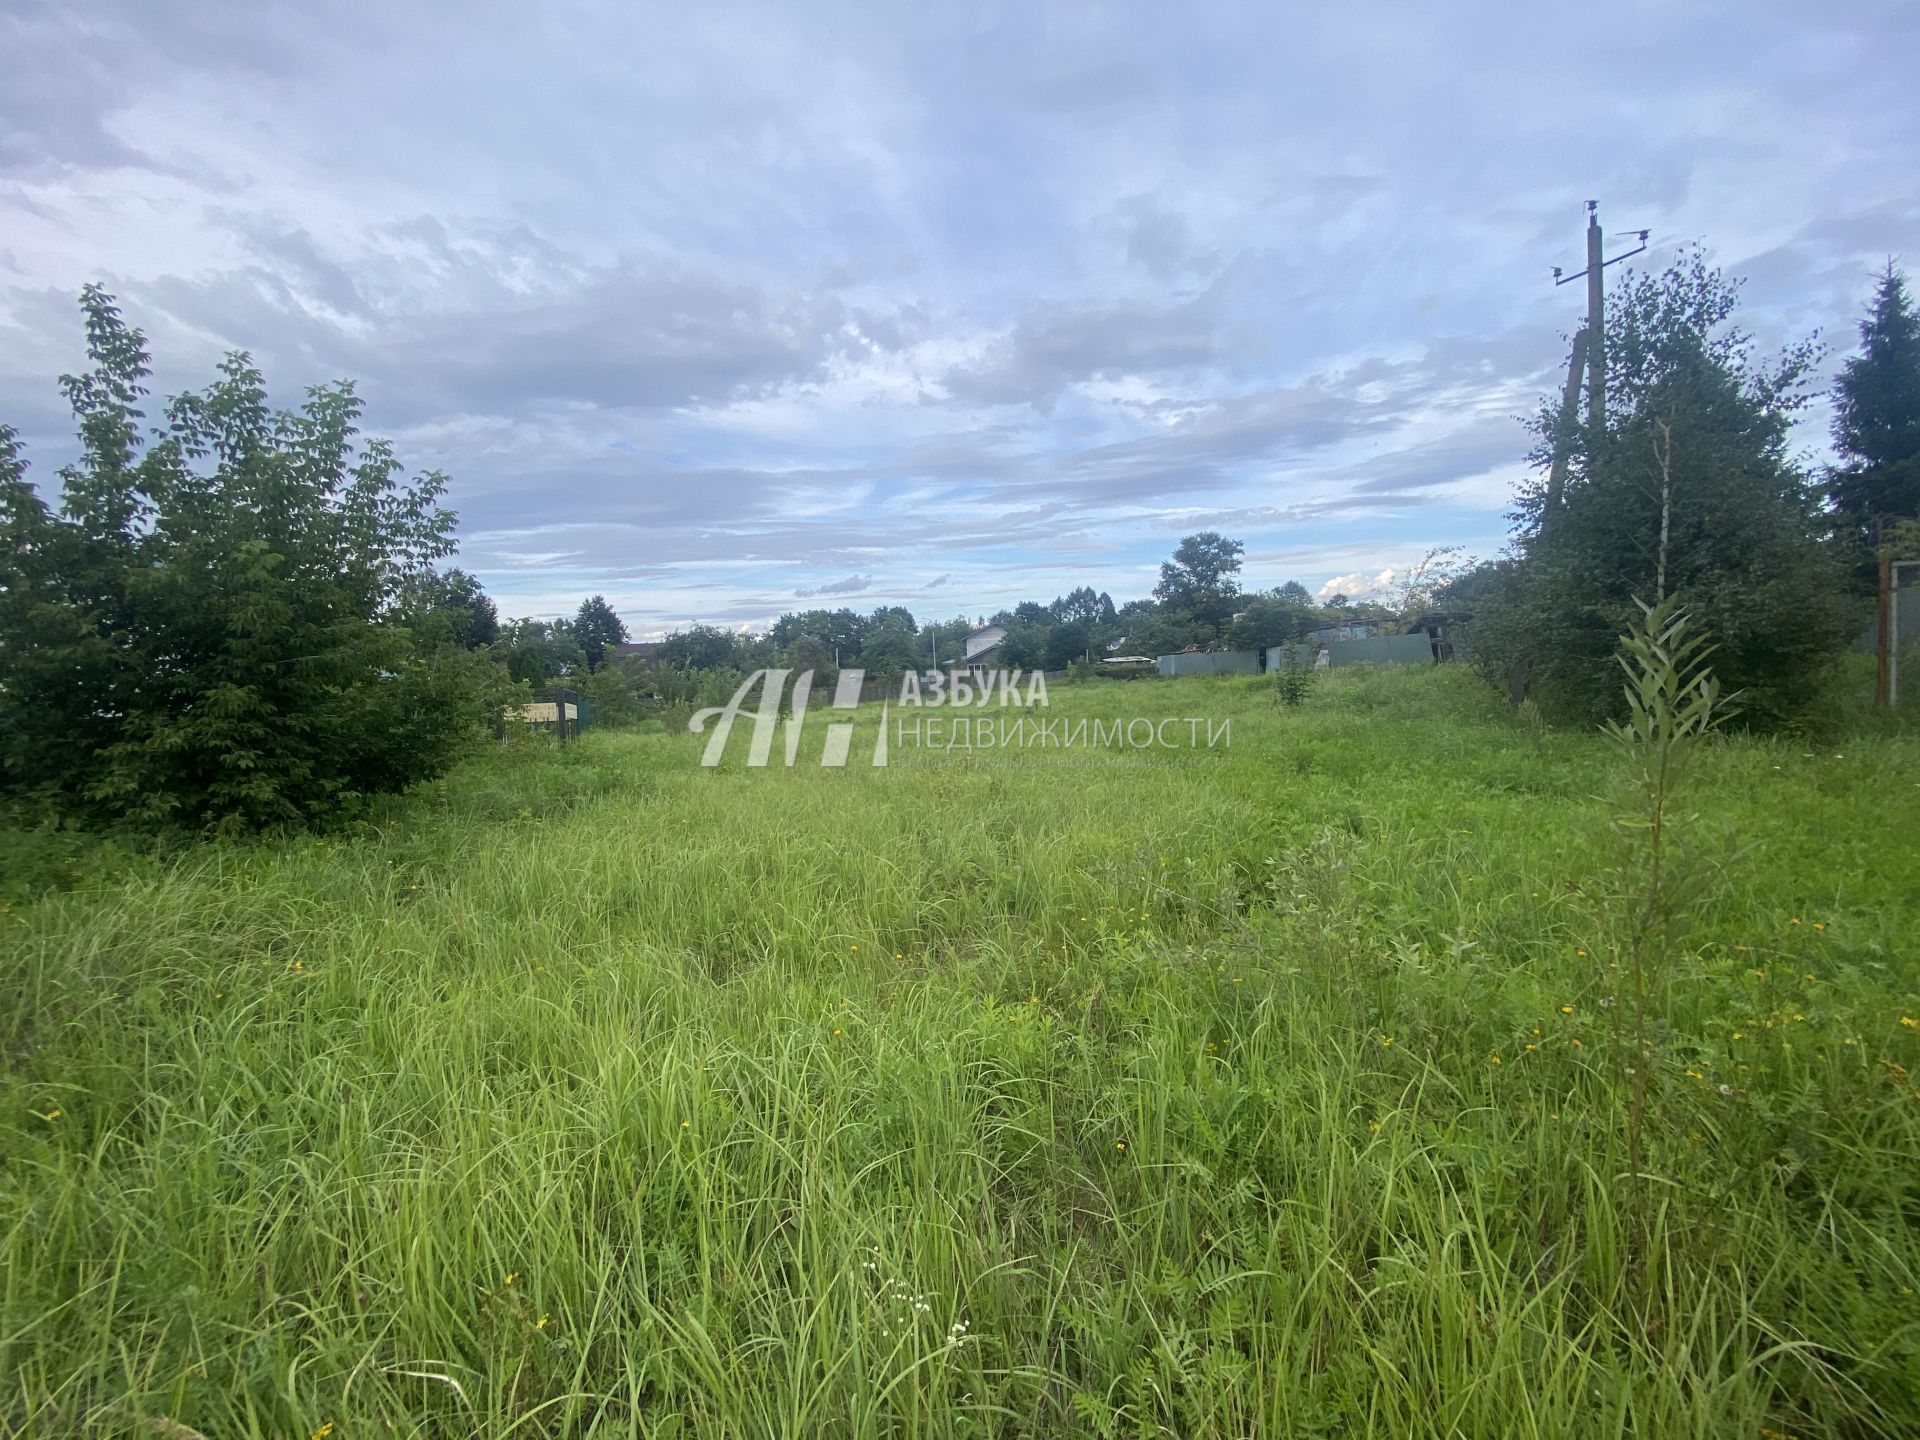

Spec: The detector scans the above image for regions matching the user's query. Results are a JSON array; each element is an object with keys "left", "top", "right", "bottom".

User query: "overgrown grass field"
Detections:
[{"left": 3, "top": 667, "right": 1918, "bottom": 1437}]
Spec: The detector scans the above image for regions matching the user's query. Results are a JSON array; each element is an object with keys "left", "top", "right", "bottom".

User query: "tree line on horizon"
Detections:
[
  {"left": 476, "top": 535, "right": 1432, "bottom": 700},
  {"left": 2, "top": 254, "right": 1915, "bottom": 831}
]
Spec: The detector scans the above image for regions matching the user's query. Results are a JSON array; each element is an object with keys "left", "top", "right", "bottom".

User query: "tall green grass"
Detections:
[{"left": 2, "top": 666, "right": 1917, "bottom": 1436}]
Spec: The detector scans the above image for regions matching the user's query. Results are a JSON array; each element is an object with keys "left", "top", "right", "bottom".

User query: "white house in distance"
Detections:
[{"left": 962, "top": 623, "right": 1005, "bottom": 673}]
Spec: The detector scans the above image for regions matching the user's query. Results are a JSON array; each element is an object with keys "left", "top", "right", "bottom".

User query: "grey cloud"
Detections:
[
  {"left": 14, "top": 223, "right": 917, "bottom": 430},
  {"left": 1112, "top": 195, "right": 1215, "bottom": 282},
  {"left": 943, "top": 283, "right": 1233, "bottom": 409},
  {"left": 794, "top": 573, "right": 872, "bottom": 598}
]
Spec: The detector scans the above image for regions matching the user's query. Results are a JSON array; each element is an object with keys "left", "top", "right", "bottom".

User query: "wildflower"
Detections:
[
  {"left": 1368, "top": 1120, "right": 1382, "bottom": 1132},
  {"left": 895, "top": 953, "right": 903, "bottom": 959},
  {"left": 849, "top": 945, "right": 858, "bottom": 953},
  {"left": 1231, "top": 976, "right": 1243, "bottom": 985},
  {"left": 1813, "top": 922, "right": 1826, "bottom": 933},
  {"left": 1380, "top": 1035, "right": 1394, "bottom": 1048},
  {"left": 1902, "top": 1017, "right": 1918, "bottom": 1030},
  {"left": 535, "top": 1314, "right": 551, "bottom": 1330},
  {"left": 833, "top": 1028, "right": 843, "bottom": 1037},
  {"left": 1793, "top": 1014, "right": 1805, "bottom": 1023},
  {"left": 1789, "top": 917, "right": 1802, "bottom": 926},
  {"left": 1560, "top": 1005, "right": 1574, "bottom": 1015},
  {"left": 1524, "top": 1043, "right": 1537, "bottom": 1053},
  {"left": 35, "top": 1107, "right": 61, "bottom": 1122},
  {"left": 1803, "top": 974, "right": 1815, "bottom": 984},
  {"left": 1685, "top": 1069, "right": 1702, "bottom": 1080},
  {"left": 506, "top": 1273, "right": 518, "bottom": 1286},
  {"left": 312, "top": 1424, "right": 335, "bottom": 1440},
  {"left": 1114, "top": 1141, "right": 1127, "bottom": 1152},
  {"left": 1571, "top": 1039, "right": 1583, "bottom": 1049},
  {"left": 1575, "top": 948, "right": 1587, "bottom": 958},
  {"left": 1732, "top": 1031, "right": 1746, "bottom": 1041},
  {"left": 1489, "top": 1052, "right": 1502, "bottom": 1066}
]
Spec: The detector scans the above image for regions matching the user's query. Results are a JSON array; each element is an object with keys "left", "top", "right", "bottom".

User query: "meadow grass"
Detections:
[{"left": 2, "top": 665, "right": 1917, "bottom": 1437}]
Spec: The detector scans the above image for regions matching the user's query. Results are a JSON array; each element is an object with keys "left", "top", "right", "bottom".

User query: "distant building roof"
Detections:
[{"left": 963, "top": 624, "right": 1005, "bottom": 662}]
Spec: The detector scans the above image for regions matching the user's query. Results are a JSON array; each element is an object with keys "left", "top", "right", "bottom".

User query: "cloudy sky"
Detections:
[{"left": 3, "top": 1, "right": 1915, "bottom": 633}]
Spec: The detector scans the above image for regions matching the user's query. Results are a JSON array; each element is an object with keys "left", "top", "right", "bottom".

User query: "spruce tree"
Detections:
[
  {"left": 572, "top": 594, "right": 629, "bottom": 672},
  {"left": 1829, "top": 263, "right": 1920, "bottom": 567}
]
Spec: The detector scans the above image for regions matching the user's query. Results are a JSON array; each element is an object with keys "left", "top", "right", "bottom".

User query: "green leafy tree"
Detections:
[
  {"left": 1276, "top": 580, "right": 1313, "bottom": 606},
  {"left": 856, "top": 623, "right": 920, "bottom": 680},
  {"left": 497, "top": 618, "right": 587, "bottom": 687},
  {"left": 0, "top": 286, "right": 507, "bottom": 831},
  {"left": 1053, "top": 585, "right": 1116, "bottom": 628},
  {"left": 411, "top": 567, "right": 499, "bottom": 649},
  {"left": 1226, "top": 594, "right": 1312, "bottom": 651},
  {"left": 659, "top": 624, "right": 748, "bottom": 671},
  {"left": 771, "top": 608, "right": 867, "bottom": 660},
  {"left": 572, "top": 594, "right": 628, "bottom": 671},
  {"left": 1153, "top": 532, "right": 1245, "bottom": 632},
  {"left": 1828, "top": 262, "right": 1920, "bottom": 572},
  {"left": 784, "top": 633, "right": 836, "bottom": 679},
  {"left": 1476, "top": 249, "right": 1849, "bottom": 726}
]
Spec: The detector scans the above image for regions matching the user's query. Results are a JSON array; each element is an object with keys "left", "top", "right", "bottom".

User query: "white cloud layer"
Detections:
[{"left": 3, "top": 0, "right": 1915, "bottom": 628}]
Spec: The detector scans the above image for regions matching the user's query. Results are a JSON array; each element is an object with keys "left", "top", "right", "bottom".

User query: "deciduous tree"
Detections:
[{"left": 0, "top": 287, "right": 507, "bottom": 831}]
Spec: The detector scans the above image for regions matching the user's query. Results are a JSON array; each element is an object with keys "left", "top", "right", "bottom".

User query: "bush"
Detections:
[{"left": 0, "top": 287, "right": 511, "bottom": 832}]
